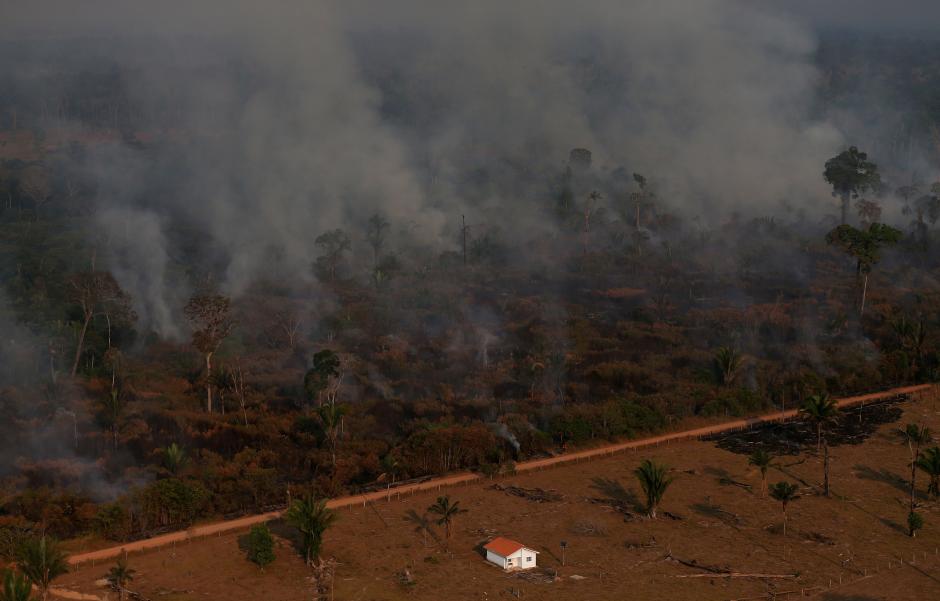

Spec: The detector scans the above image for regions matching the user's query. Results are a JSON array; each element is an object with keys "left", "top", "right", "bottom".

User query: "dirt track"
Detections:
[{"left": 67, "top": 383, "right": 933, "bottom": 566}]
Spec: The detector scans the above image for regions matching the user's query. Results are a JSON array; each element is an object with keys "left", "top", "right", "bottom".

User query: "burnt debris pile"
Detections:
[{"left": 709, "top": 395, "right": 907, "bottom": 456}]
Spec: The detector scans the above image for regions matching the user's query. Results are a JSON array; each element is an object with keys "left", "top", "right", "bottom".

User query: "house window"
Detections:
[{"left": 526, "top": 557, "right": 532, "bottom": 562}]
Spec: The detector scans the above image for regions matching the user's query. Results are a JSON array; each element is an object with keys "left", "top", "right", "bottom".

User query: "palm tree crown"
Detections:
[
  {"left": 285, "top": 495, "right": 336, "bottom": 565},
  {"left": 748, "top": 449, "right": 774, "bottom": 496},
  {"left": 901, "top": 423, "right": 933, "bottom": 448},
  {"left": 1, "top": 568, "right": 33, "bottom": 601},
  {"left": 427, "top": 496, "right": 467, "bottom": 542},
  {"left": 162, "top": 443, "right": 188, "bottom": 475},
  {"left": 16, "top": 536, "right": 69, "bottom": 601},
  {"left": 712, "top": 347, "right": 743, "bottom": 386},
  {"left": 107, "top": 557, "right": 136, "bottom": 601},
  {"left": 634, "top": 459, "right": 674, "bottom": 518},
  {"left": 916, "top": 446, "right": 940, "bottom": 498},
  {"left": 800, "top": 394, "right": 839, "bottom": 450},
  {"left": 769, "top": 481, "right": 799, "bottom": 536}
]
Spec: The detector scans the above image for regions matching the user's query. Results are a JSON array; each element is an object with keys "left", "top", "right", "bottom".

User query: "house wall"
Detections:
[
  {"left": 506, "top": 549, "right": 537, "bottom": 569},
  {"left": 485, "top": 550, "right": 507, "bottom": 569}
]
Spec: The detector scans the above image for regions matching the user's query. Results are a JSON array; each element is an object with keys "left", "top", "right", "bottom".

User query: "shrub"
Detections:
[
  {"left": 908, "top": 511, "right": 924, "bottom": 537},
  {"left": 246, "top": 524, "right": 276, "bottom": 569},
  {"left": 94, "top": 503, "right": 129, "bottom": 541},
  {"left": 135, "top": 478, "right": 209, "bottom": 529}
]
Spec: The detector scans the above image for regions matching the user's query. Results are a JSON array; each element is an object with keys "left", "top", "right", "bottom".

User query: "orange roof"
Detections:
[{"left": 483, "top": 537, "right": 536, "bottom": 557}]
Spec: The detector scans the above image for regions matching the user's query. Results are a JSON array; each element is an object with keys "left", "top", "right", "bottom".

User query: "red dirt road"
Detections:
[{"left": 67, "top": 383, "right": 933, "bottom": 566}]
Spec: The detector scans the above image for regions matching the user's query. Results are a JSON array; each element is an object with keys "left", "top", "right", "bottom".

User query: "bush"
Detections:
[
  {"left": 94, "top": 503, "right": 129, "bottom": 541},
  {"left": 701, "top": 388, "right": 765, "bottom": 418},
  {"left": 908, "top": 511, "right": 924, "bottom": 537},
  {"left": 135, "top": 478, "right": 209, "bottom": 529},
  {"left": 246, "top": 524, "right": 276, "bottom": 568}
]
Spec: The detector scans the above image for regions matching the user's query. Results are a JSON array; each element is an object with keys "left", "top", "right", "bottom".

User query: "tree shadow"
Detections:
[
  {"left": 702, "top": 466, "right": 755, "bottom": 491},
  {"left": 589, "top": 477, "right": 642, "bottom": 512},
  {"left": 268, "top": 519, "right": 305, "bottom": 557},
  {"left": 403, "top": 509, "right": 442, "bottom": 547},
  {"left": 690, "top": 502, "right": 746, "bottom": 528},
  {"left": 853, "top": 464, "right": 909, "bottom": 495},
  {"left": 703, "top": 466, "right": 732, "bottom": 479},
  {"left": 877, "top": 516, "right": 907, "bottom": 536}
]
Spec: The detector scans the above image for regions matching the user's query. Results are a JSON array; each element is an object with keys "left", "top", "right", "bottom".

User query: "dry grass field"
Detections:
[{"left": 57, "top": 392, "right": 940, "bottom": 601}]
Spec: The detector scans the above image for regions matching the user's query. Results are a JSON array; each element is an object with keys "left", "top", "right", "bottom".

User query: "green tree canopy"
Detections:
[
  {"left": 826, "top": 223, "right": 903, "bottom": 275},
  {"left": 824, "top": 146, "right": 881, "bottom": 223},
  {"left": 285, "top": 495, "right": 336, "bottom": 566},
  {"left": 246, "top": 524, "right": 276, "bottom": 569}
]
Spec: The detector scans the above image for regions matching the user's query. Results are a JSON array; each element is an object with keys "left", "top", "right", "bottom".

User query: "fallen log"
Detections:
[
  {"left": 674, "top": 573, "right": 796, "bottom": 579},
  {"left": 718, "top": 477, "right": 753, "bottom": 490},
  {"left": 662, "top": 551, "right": 728, "bottom": 573},
  {"left": 489, "top": 483, "right": 564, "bottom": 502}
]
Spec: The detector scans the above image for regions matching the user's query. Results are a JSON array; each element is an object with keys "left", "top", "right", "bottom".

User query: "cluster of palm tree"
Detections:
[
  {"left": 745, "top": 449, "right": 802, "bottom": 536},
  {"left": 0, "top": 535, "right": 69, "bottom": 601},
  {"left": 746, "top": 398, "right": 940, "bottom": 540},
  {"left": 731, "top": 394, "right": 836, "bottom": 538},
  {"left": 754, "top": 394, "right": 836, "bottom": 537}
]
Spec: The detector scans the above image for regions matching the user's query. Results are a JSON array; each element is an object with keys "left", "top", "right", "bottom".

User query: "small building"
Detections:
[{"left": 483, "top": 537, "right": 539, "bottom": 571}]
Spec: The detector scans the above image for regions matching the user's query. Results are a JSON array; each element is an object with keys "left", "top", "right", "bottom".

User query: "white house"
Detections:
[{"left": 483, "top": 537, "right": 539, "bottom": 570}]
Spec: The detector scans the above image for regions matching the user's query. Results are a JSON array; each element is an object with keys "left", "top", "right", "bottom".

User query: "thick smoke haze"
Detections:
[{"left": 2, "top": 0, "right": 928, "bottom": 335}]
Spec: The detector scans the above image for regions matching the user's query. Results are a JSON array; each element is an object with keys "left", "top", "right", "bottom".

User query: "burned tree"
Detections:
[
  {"left": 67, "top": 271, "right": 134, "bottom": 376},
  {"left": 365, "top": 213, "right": 390, "bottom": 288},
  {"left": 314, "top": 229, "right": 351, "bottom": 283},
  {"left": 184, "top": 294, "right": 235, "bottom": 413}
]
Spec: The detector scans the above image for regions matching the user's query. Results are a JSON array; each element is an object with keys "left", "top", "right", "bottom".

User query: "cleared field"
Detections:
[{"left": 58, "top": 388, "right": 940, "bottom": 601}]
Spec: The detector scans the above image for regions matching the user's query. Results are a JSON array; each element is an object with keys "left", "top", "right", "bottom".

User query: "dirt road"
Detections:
[{"left": 67, "top": 383, "right": 934, "bottom": 566}]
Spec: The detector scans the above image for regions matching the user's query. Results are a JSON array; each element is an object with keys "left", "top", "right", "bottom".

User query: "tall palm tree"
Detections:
[
  {"left": 800, "top": 394, "right": 839, "bottom": 496},
  {"left": 316, "top": 402, "right": 348, "bottom": 468},
  {"left": 634, "top": 459, "right": 674, "bottom": 518},
  {"left": 916, "top": 446, "right": 940, "bottom": 498},
  {"left": 285, "top": 495, "right": 336, "bottom": 566},
  {"left": 800, "top": 394, "right": 839, "bottom": 451},
  {"left": 97, "top": 381, "right": 126, "bottom": 450},
  {"left": 748, "top": 450, "right": 774, "bottom": 496},
  {"left": 1, "top": 568, "right": 33, "bottom": 601},
  {"left": 769, "top": 481, "right": 799, "bottom": 537},
  {"left": 900, "top": 424, "right": 932, "bottom": 514},
  {"left": 712, "top": 347, "right": 743, "bottom": 387},
  {"left": 162, "top": 443, "right": 188, "bottom": 475},
  {"left": 16, "top": 536, "right": 69, "bottom": 601},
  {"left": 106, "top": 557, "right": 136, "bottom": 601},
  {"left": 427, "top": 496, "right": 467, "bottom": 545}
]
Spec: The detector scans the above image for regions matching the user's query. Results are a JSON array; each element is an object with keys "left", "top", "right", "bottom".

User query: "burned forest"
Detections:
[{"left": 1, "top": 4, "right": 940, "bottom": 598}]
